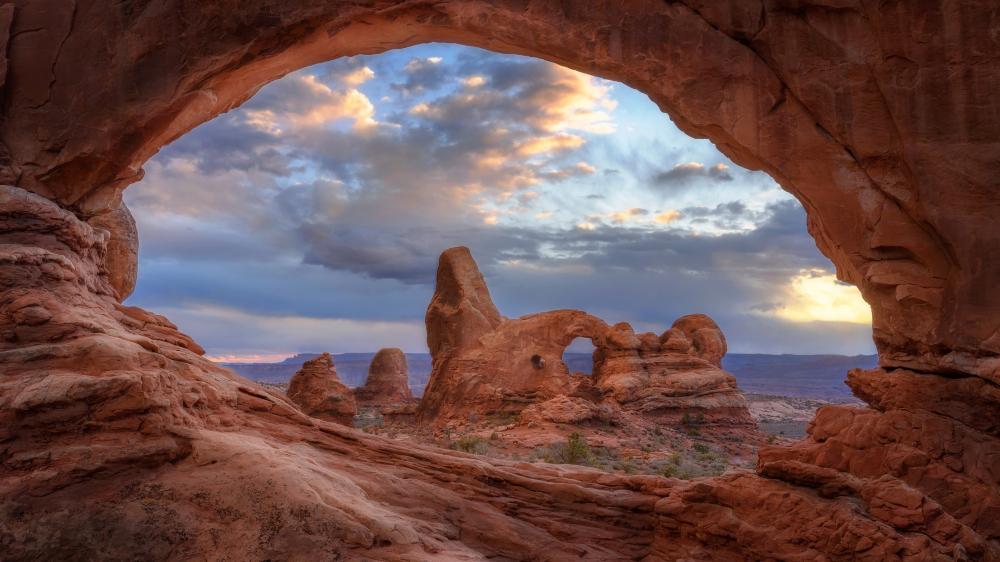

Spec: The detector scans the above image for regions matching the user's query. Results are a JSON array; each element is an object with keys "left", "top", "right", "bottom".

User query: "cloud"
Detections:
[
  {"left": 769, "top": 269, "right": 872, "bottom": 324},
  {"left": 608, "top": 208, "right": 649, "bottom": 224},
  {"left": 655, "top": 210, "right": 681, "bottom": 224},
  {"left": 237, "top": 72, "right": 380, "bottom": 132},
  {"left": 516, "top": 133, "right": 586, "bottom": 155},
  {"left": 653, "top": 162, "right": 734, "bottom": 186},
  {"left": 157, "top": 304, "right": 426, "bottom": 355},
  {"left": 393, "top": 56, "right": 449, "bottom": 95}
]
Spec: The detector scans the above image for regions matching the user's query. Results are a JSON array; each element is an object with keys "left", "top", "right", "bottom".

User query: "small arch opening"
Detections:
[{"left": 562, "top": 337, "right": 596, "bottom": 377}]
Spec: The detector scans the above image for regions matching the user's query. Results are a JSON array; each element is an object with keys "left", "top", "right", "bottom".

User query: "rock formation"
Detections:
[
  {"left": 287, "top": 352, "right": 357, "bottom": 425},
  {"left": 2, "top": 1, "right": 999, "bottom": 559},
  {"left": 593, "top": 319, "right": 751, "bottom": 426},
  {"left": 419, "top": 247, "right": 753, "bottom": 427},
  {"left": 354, "top": 347, "right": 417, "bottom": 416}
]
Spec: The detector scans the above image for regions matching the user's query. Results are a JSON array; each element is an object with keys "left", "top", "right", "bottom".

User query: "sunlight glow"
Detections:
[
  {"left": 206, "top": 353, "right": 296, "bottom": 364},
  {"left": 774, "top": 269, "right": 872, "bottom": 324}
]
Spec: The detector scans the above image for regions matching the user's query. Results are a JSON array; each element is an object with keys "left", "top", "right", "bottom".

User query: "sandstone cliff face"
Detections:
[
  {"left": 419, "top": 247, "right": 754, "bottom": 427},
  {"left": 287, "top": 353, "right": 357, "bottom": 425},
  {"left": 2, "top": 1, "right": 1000, "bottom": 559}
]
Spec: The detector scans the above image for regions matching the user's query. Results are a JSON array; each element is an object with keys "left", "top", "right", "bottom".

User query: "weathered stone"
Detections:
[
  {"left": 87, "top": 201, "right": 138, "bottom": 301},
  {"left": 287, "top": 352, "right": 357, "bottom": 425},
  {"left": 354, "top": 347, "right": 416, "bottom": 416},
  {"left": 419, "top": 247, "right": 753, "bottom": 427}
]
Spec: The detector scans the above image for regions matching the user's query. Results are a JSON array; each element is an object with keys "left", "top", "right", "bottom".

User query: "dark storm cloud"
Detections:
[
  {"left": 392, "top": 57, "right": 451, "bottom": 95},
  {"left": 653, "top": 162, "right": 734, "bottom": 186}
]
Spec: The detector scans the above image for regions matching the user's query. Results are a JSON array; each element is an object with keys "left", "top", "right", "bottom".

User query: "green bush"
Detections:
[
  {"left": 537, "top": 432, "right": 594, "bottom": 466},
  {"left": 563, "top": 432, "right": 592, "bottom": 465}
]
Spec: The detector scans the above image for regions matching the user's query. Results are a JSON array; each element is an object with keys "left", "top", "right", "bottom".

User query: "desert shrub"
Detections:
[
  {"left": 451, "top": 435, "right": 490, "bottom": 455},
  {"left": 536, "top": 432, "right": 594, "bottom": 466},
  {"left": 692, "top": 443, "right": 710, "bottom": 454},
  {"left": 564, "top": 432, "right": 592, "bottom": 464}
]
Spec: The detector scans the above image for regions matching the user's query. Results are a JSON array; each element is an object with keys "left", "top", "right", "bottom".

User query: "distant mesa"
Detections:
[
  {"left": 418, "top": 246, "right": 754, "bottom": 428},
  {"left": 287, "top": 352, "right": 357, "bottom": 425}
]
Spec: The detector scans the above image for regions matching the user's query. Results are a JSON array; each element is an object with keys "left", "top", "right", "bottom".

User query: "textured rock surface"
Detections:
[
  {"left": 2, "top": 1, "right": 1000, "bottom": 559},
  {"left": 354, "top": 348, "right": 416, "bottom": 415},
  {"left": 420, "top": 247, "right": 754, "bottom": 427},
  {"left": 86, "top": 201, "right": 138, "bottom": 301},
  {"left": 287, "top": 353, "right": 357, "bottom": 425}
]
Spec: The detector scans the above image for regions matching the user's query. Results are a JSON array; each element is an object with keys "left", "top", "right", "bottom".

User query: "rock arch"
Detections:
[
  {"left": 2, "top": 1, "right": 1000, "bottom": 559},
  {"left": 6, "top": 1, "right": 998, "bottom": 376}
]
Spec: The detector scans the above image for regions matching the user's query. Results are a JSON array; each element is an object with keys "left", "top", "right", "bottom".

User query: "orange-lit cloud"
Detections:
[
  {"left": 516, "top": 133, "right": 586, "bottom": 156},
  {"left": 609, "top": 208, "right": 650, "bottom": 224},
  {"left": 655, "top": 210, "right": 682, "bottom": 224},
  {"left": 463, "top": 75, "right": 487, "bottom": 87},
  {"left": 524, "top": 66, "right": 617, "bottom": 134}
]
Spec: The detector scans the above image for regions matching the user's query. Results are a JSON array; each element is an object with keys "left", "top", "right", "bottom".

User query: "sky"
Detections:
[{"left": 124, "top": 43, "right": 876, "bottom": 362}]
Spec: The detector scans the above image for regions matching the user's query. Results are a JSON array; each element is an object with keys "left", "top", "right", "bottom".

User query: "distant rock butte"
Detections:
[
  {"left": 287, "top": 353, "right": 357, "bottom": 425},
  {"left": 2, "top": 1, "right": 999, "bottom": 559},
  {"left": 418, "top": 247, "right": 753, "bottom": 427},
  {"left": 353, "top": 347, "right": 417, "bottom": 416}
]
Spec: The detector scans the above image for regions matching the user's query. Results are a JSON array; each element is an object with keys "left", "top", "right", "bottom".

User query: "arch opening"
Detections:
[
  {"left": 125, "top": 43, "right": 877, "bottom": 434},
  {"left": 562, "top": 337, "right": 596, "bottom": 377}
]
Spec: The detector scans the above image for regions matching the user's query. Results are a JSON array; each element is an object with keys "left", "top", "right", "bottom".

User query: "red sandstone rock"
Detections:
[
  {"left": 287, "top": 353, "right": 357, "bottom": 425},
  {"left": 419, "top": 247, "right": 754, "bottom": 428},
  {"left": 669, "top": 314, "right": 727, "bottom": 368},
  {"left": 354, "top": 348, "right": 416, "bottom": 416},
  {"left": 2, "top": 2, "right": 1000, "bottom": 559},
  {"left": 87, "top": 200, "right": 138, "bottom": 301},
  {"left": 519, "top": 395, "right": 622, "bottom": 426}
]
